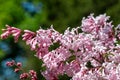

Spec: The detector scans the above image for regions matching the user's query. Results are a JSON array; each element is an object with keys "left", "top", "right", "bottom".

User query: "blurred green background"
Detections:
[{"left": 0, "top": 0, "right": 120, "bottom": 80}]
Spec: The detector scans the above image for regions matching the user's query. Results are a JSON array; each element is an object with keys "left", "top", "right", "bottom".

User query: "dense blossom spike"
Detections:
[
  {"left": 2, "top": 14, "right": 120, "bottom": 80},
  {"left": 1, "top": 25, "right": 21, "bottom": 42}
]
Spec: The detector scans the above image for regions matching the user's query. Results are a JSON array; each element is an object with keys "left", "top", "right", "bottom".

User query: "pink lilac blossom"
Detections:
[
  {"left": 29, "top": 70, "right": 38, "bottom": 80},
  {"left": 20, "top": 73, "right": 29, "bottom": 79},
  {"left": 1, "top": 25, "right": 21, "bottom": 42},
  {"left": 6, "top": 60, "right": 15, "bottom": 67},
  {"left": 1, "top": 14, "right": 120, "bottom": 80},
  {"left": 64, "top": 60, "right": 81, "bottom": 77},
  {"left": 6, "top": 60, "right": 38, "bottom": 80},
  {"left": 41, "top": 70, "right": 58, "bottom": 80}
]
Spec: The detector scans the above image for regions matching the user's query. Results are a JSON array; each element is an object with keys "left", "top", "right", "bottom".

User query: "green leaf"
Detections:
[{"left": 86, "top": 61, "right": 94, "bottom": 68}]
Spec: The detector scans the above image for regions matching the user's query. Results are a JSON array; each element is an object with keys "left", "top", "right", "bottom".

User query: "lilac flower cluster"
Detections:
[
  {"left": 6, "top": 60, "right": 37, "bottom": 80},
  {"left": 1, "top": 14, "right": 120, "bottom": 80}
]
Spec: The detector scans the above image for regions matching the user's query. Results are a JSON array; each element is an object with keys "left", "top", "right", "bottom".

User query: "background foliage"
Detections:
[{"left": 0, "top": 0, "right": 120, "bottom": 80}]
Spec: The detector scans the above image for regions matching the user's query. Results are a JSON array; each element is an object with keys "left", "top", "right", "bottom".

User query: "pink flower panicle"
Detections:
[
  {"left": 6, "top": 60, "right": 38, "bottom": 80},
  {"left": 19, "top": 70, "right": 38, "bottom": 80},
  {"left": 1, "top": 25, "right": 21, "bottom": 42},
  {"left": 2, "top": 14, "right": 120, "bottom": 80},
  {"left": 6, "top": 60, "right": 22, "bottom": 73}
]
